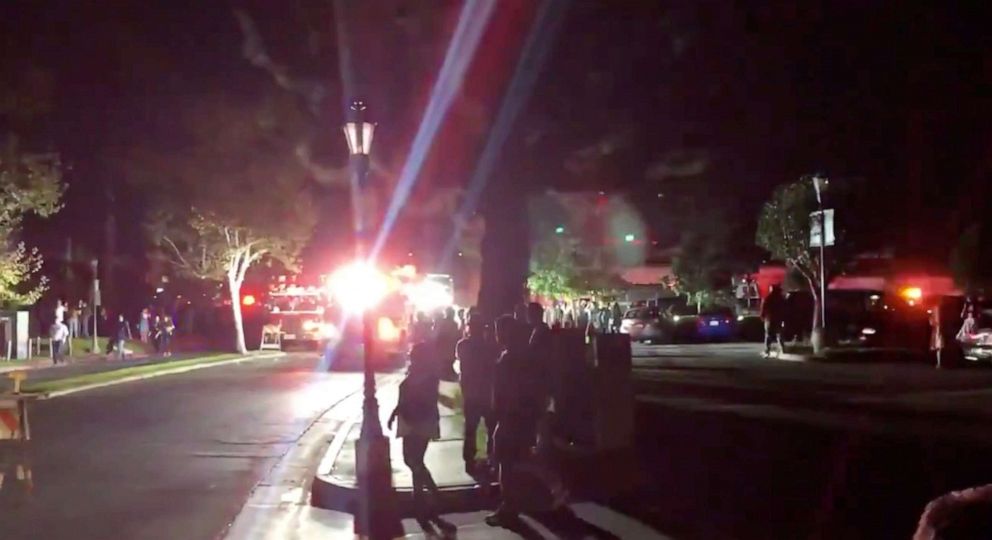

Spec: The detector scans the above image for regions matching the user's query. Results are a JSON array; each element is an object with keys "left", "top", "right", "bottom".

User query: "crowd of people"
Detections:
[
  {"left": 542, "top": 299, "right": 624, "bottom": 334},
  {"left": 390, "top": 302, "right": 570, "bottom": 530},
  {"left": 47, "top": 300, "right": 178, "bottom": 364}
]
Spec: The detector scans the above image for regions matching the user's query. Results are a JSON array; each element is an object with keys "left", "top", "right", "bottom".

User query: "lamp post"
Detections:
[
  {"left": 812, "top": 174, "right": 827, "bottom": 331},
  {"left": 90, "top": 259, "right": 99, "bottom": 353},
  {"left": 342, "top": 100, "right": 401, "bottom": 539}
]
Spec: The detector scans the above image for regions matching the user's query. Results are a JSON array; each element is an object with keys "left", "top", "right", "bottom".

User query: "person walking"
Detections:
[
  {"left": 138, "top": 308, "right": 151, "bottom": 343},
  {"left": 486, "top": 316, "right": 567, "bottom": 528},
  {"left": 760, "top": 285, "right": 786, "bottom": 357},
  {"left": 108, "top": 314, "right": 129, "bottom": 360},
  {"left": 456, "top": 317, "right": 498, "bottom": 475},
  {"left": 387, "top": 343, "right": 449, "bottom": 529},
  {"left": 50, "top": 319, "right": 69, "bottom": 365}
]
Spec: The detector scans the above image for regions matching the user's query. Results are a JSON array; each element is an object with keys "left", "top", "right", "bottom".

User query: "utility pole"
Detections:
[
  {"left": 812, "top": 175, "right": 827, "bottom": 329},
  {"left": 91, "top": 259, "right": 100, "bottom": 353}
]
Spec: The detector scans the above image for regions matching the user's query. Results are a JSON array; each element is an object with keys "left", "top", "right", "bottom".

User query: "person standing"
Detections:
[
  {"left": 158, "top": 315, "right": 175, "bottom": 356},
  {"left": 80, "top": 301, "right": 91, "bottom": 338},
  {"left": 486, "top": 316, "right": 567, "bottom": 527},
  {"left": 50, "top": 319, "right": 69, "bottom": 365},
  {"left": 433, "top": 307, "right": 460, "bottom": 380},
  {"left": 611, "top": 301, "right": 623, "bottom": 334},
  {"left": 576, "top": 300, "right": 590, "bottom": 331},
  {"left": 54, "top": 299, "right": 65, "bottom": 325},
  {"left": 760, "top": 285, "right": 786, "bottom": 357},
  {"left": 456, "top": 317, "right": 498, "bottom": 475},
  {"left": 67, "top": 304, "right": 80, "bottom": 339},
  {"left": 387, "top": 343, "right": 447, "bottom": 527},
  {"left": 138, "top": 308, "right": 151, "bottom": 343}
]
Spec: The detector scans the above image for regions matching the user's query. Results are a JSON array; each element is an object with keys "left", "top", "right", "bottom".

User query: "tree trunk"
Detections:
[
  {"left": 477, "top": 190, "right": 530, "bottom": 322},
  {"left": 228, "top": 276, "right": 248, "bottom": 355}
]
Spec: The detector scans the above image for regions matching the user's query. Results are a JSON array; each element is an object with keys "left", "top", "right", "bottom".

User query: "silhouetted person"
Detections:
[
  {"left": 388, "top": 343, "right": 444, "bottom": 525},
  {"left": 456, "top": 317, "right": 498, "bottom": 474},
  {"left": 433, "top": 307, "right": 460, "bottom": 380},
  {"left": 411, "top": 311, "right": 432, "bottom": 345},
  {"left": 80, "top": 301, "right": 91, "bottom": 338},
  {"left": 611, "top": 301, "right": 623, "bottom": 333},
  {"left": 486, "top": 315, "right": 567, "bottom": 527},
  {"left": 760, "top": 285, "right": 786, "bottom": 356},
  {"left": 108, "top": 314, "right": 129, "bottom": 360}
]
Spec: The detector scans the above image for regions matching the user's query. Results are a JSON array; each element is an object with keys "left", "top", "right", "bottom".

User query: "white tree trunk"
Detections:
[{"left": 228, "top": 275, "right": 248, "bottom": 355}]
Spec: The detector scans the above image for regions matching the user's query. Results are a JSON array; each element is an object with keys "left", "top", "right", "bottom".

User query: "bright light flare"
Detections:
[
  {"left": 328, "top": 261, "right": 389, "bottom": 312},
  {"left": 900, "top": 287, "right": 923, "bottom": 301},
  {"left": 242, "top": 294, "right": 256, "bottom": 306},
  {"left": 406, "top": 280, "right": 454, "bottom": 312},
  {"left": 377, "top": 317, "right": 401, "bottom": 342}
]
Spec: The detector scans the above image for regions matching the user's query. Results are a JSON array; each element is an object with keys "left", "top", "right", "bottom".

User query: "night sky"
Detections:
[{"left": 3, "top": 1, "right": 990, "bottom": 292}]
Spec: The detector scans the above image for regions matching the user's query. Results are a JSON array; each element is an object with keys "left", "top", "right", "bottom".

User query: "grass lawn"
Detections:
[
  {"left": 23, "top": 353, "right": 240, "bottom": 394},
  {"left": 66, "top": 337, "right": 154, "bottom": 356}
]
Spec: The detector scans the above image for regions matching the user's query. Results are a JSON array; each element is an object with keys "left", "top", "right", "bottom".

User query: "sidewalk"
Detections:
[
  {"left": 312, "top": 379, "right": 489, "bottom": 514},
  {"left": 226, "top": 373, "right": 672, "bottom": 540}
]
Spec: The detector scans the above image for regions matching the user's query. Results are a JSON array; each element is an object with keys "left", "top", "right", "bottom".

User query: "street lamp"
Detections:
[{"left": 341, "top": 100, "right": 401, "bottom": 539}]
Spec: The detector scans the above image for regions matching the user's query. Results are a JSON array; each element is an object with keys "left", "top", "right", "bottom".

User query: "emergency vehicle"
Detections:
[{"left": 264, "top": 282, "right": 331, "bottom": 348}]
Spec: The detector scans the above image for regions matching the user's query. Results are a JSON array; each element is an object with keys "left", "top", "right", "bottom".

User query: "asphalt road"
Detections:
[
  {"left": 619, "top": 342, "right": 992, "bottom": 539},
  {"left": 0, "top": 353, "right": 364, "bottom": 540}
]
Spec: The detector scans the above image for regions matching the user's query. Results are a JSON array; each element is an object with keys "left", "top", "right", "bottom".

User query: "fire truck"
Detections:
[{"left": 264, "top": 283, "right": 331, "bottom": 348}]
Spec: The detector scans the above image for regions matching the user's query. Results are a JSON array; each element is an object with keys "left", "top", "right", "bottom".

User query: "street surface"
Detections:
[
  {"left": 621, "top": 342, "right": 992, "bottom": 539},
  {"left": 0, "top": 353, "right": 363, "bottom": 540}
]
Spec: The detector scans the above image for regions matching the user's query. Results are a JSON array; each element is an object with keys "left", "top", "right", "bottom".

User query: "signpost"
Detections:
[{"left": 809, "top": 209, "right": 835, "bottom": 248}]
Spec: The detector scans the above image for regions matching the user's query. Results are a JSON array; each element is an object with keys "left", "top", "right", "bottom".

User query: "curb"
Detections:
[
  {"left": 38, "top": 352, "right": 287, "bottom": 399},
  {"left": 223, "top": 379, "right": 370, "bottom": 539}
]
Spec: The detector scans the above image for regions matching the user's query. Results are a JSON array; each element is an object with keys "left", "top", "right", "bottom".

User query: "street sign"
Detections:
[{"left": 809, "top": 209, "right": 835, "bottom": 248}]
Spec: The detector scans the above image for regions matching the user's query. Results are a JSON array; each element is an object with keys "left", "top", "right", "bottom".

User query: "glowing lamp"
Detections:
[
  {"left": 343, "top": 101, "right": 375, "bottom": 155},
  {"left": 624, "top": 233, "right": 635, "bottom": 243},
  {"left": 328, "top": 261, "right": 389, "bottom": 312},
  {"left": 242, "top": 294, "right": 256, "bottom": 306}
]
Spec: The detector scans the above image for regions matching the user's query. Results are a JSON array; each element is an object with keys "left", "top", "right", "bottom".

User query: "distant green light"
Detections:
[
  {"left": 624, "top": 233, "right": 635, "bottom": 242},
  {"left": 555, "top": 226, "right": 565, "bottom": 234}
]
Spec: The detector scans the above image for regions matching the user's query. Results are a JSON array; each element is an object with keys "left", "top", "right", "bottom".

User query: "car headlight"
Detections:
[
  {"left": 737, "top": 315, "right": 745, "bottom": 322},
  {"left": 673, "top": 315, "right": 681, "bottom": 322},
  {"left": 861, "top": 327, "right": 877, "bottom": 335}
]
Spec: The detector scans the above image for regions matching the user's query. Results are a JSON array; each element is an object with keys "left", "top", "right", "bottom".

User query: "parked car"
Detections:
[
  {"left": 958, "top": 298, "right": 992, "bottom": 364},
  {"left": 694, "top": 306, "right": 737, "bottom": 342},
  {"left": 828, "top": 290, "right": 931, "bottom": 351},
  {"left": 620, "top": 306, "right": 667, "bottom": 342}
]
